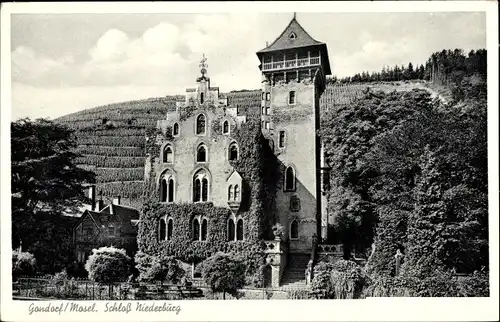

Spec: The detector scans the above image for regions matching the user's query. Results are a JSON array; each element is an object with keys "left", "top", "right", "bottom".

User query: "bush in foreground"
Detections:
[
  {"left": 202, "top": 252, "right": 246, "bottom": 300},
  {"left": 134, "top": 251, "right": 185, "bottom": 285},
  {"left": 85, "top": 246, "right": 132, "bottom": 283},
  {"left": 311, "top": 260, "right": 366, "bottom": 299},
  {"left": 12, "top": 250, "right": 36, "bottom": 279}
]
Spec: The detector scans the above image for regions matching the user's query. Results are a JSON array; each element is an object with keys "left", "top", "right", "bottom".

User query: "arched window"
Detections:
[
  {"left": 284, "top": 166, "right": 295, "bottom": 191},
  {"left": 227, "top": 218, "right": 235, "bottom": 241},
  {"left": 201, "top": 218, "right": 208, "bottom": 241},
  {"left": 192, "top": 218, "right": 200, "bottom": 241},
  {"left": 168, "top": 178, "right": 174, "bottom": 203},
  {"left": 290, "top": 220, "right": 299, "bottom": 239},
  {"left": 229, "top": 143, "right": 238, "bottom": 161},
  {"left": 173, "top": 123, "right": 179, "bottom": 136},
  {"left": 200, "top": 92, "right": 205, "bottom": 104},
  {"left": 234, "top": 185, "right": 240, "bottom": 201},
  {"left": 196, "top": 114, "right": 206, "bottom": 135},
  {"left": 167, "top": 218, "right": 173, "bottom": 240},
  {"left": 159, "top": 218, "right": 166, "bottom": 241},
  {"left": 223, "top": 120, "right": 229, "bottom": 134},
  {"left": 163, "top": 145, "right": 173, "bottom": 163},
  {"left": 228, "top": 185, "right": 233, "bottom": 201},
  {"left": 161, "top": 179, "right": 167, "bottom": 202},
  {"left": 193, "top": 169, "right": 209, "bottom": 202},
  {"left": 236, "top": 219, "right": 244, "bottom": 241},
  {"left": 279, "top": 131, "right": 286, "bottom": 148},
  {"left": 197, "top": 145, "right": 207, "bottom": 162}
]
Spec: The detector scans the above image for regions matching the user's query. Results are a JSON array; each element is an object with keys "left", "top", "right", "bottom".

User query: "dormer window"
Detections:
[{"left": 289, "top": 32, "right": 296, "bottom": 39}]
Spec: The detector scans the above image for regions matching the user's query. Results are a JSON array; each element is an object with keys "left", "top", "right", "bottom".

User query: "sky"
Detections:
[{"left": 10, "top": 11, "right": 486, "bottom": 121}]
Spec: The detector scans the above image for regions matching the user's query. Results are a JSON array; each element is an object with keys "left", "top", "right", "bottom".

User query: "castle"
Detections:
[{"left": 139, "top": 15, "right": 338, "bottom": 287}]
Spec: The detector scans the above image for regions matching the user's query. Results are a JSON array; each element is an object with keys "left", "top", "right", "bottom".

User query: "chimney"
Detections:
[
  {"left": 88, "top": 185, "right": 96, "bottom": 211},
  {"left": 95, "top": 199, "right": 104, "bottom": 212},
  {"left": 112, "top": 196, "right": 121, "bottom": 206}
]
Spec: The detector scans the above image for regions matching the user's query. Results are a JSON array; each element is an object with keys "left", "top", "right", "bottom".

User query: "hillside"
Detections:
[{"left": 56, "top": 81, "right": 449, "bottom": 209}]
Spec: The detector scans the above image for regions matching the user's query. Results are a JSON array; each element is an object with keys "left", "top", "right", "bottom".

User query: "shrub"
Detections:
[
  {"left": 202, "top": 252, "right": 246, "bottom": 300},
  {"left": 12, "top": 250, "right": 36, "bottom": 279},
  {"left": 135, "top": 251, "right": 185, "bottom": 284},
  {"left": 311, "top": 260, "right": 366, "bottom": 299},
  {"left": 287, "top": 289, "right": 313, "bottom": 299},
  {"left": 85, "top": 246, "right": 132, "bottom": 283}
]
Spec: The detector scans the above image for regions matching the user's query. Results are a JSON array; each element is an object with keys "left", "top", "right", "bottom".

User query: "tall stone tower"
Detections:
[{"left": 256, "top": 15, "right": 331, "bottom": 254}]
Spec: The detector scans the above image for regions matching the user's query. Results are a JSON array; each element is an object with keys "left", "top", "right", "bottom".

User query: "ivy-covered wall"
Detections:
[{"left": 139, "top": 105, "right": 279, "bottom": 284}]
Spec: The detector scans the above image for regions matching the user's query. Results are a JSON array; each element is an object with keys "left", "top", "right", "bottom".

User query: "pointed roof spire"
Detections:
[{"left": 293, "top": 12, "right": 296, "bottom": 20}]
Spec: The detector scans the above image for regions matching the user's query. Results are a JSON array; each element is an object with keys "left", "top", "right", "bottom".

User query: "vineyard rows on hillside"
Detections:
[
  {"left": 75, "top": 155, "right": 145, "bottom": 168},
  {"left": 96, "top": 181, "right": 144, "bottom": 199},
  {"left": 77, "top": 135, "right": 145, "bottom": 147},
  {"left": 77, "top": 128, "right": 146, "bottom": 136},
  {"left": 76, "top": 145, "right": 145, "bottom": 157}
]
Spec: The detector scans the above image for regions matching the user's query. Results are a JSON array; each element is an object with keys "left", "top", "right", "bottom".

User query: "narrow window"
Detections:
[
  {"left": 262, "top": 92, "right": 266, "bottom": 100},
  {"left": 108, "top": 225, "right": 115, "bottom": 236},
  {"left": 290, "top": 220, "right": 299, "bottom": 239},
  {"left": 236, "top": 219, "right": 244, "bottom": 240},
  {"left": 167, "top": 218, "right": 173, "bottom": 240},
  {"left": 163, "top": 146, "right": 173, "bottom": 163},
  {"left": 234, "top": 185, "right": 240, "bottom": 201},
  {"left": 201, "top": 218, "right": 208, "bottom": 241},
  {"left": 265, "top": 121, "right": 270, "bottom": 130},
  {"left": 279, "top": 131, "right": 285, "bottom": 148},
  {"left": 173, "top": 123, "right": 179, "bottom": 136},
  {"left": 229, "top": 143, "right": 238, "bottom": 161},
  {"left": 202, "top": 178, "right": 208, "bottom": 201},
  {"left": 168, "top": 178, "right": 174, "bottom": 202},
  {"left": 200, "top": 92, "right": 205, "bottom": 104},
  {"left": 197, "top": 145, "right": 207, "bottom": 162},
  {"left": 194, "top": 178, "right": 201, "bottom": 202},
  {"left": 289, "top": 91, "right": 296, "bottom": 105},
  {"left": 223, "top": 121, "right": 229, "bottom": 134},
  {"left": 196, "top": 114, "right": 206, "bottom": 135},
  {"left": 262, "top": 106, "right": 266, "bottom": 115},
  {"left": 285, "top": 166, "right": 295, "bottom": 191},
  {"left": 159, "top": 218, "right": 166, "bottom": 241},
  {"left": 228, "top": 218, "right": 235, "bottom": 241},
  {"left": 228, "top": 185, "right": 233, "bottom": 201},
  {"left": 265, "top": 107, "right": 270, "bottom": 115},
  {"left": 161, "top": 179, "right": 167, "bottom": 202},
  {"left": 266, "top": 92, "right": 271, "bottom": 101},
  {"left": 193, "top": 218, "right": 200, "bottom": 241}
]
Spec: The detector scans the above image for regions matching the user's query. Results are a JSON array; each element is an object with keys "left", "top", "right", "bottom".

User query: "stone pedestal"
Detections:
[{"left": 264, "top": 239, "right": 287, "bottom": 288}]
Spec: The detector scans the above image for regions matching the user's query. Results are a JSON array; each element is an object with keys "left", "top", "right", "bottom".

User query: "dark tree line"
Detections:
[{"left": 328, "top": 49, "right": 486, "bottom": 86}]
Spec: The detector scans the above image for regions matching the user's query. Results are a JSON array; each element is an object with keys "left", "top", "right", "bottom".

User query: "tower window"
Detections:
[
  {"left": 262, "top": 92, "right": 266, "bottom": 100},
  {"left": 290, "top": 220, "right": 299, "bottom": 239},
  {"left": 223, "top": 120, "right": 229, "bottom": 134},
  {"left": 200, "top": 92, "right": 205, "bottom": 104},
  {"left": 173, "top": 123, "right": 179, "bottom": 136},
  {"left": 262, "top": 106, "right": 266, "bottom": 115},
  {"left": 196, "top": 114, "right": 206, "bottom": 135},
  {"left": 266, "top": 93, "right": 271, "bottom": 101},
  {"left": 279, "top": 131, "right": 286, "bottom": 148},
  {"left": 197, "top": 144, "right": 207, "bottom": 162},
  {"left": 163, "top": 145, "right": 173, "bottom": 163},
  {"left": 284, "top": 166, "right": 296, "bottom": 192},
  {"left": 229, "top": 142, "right": 238, "bottom": 161},
  {"left": 289, "top": 91, "right": 296, "bottom": 105}
]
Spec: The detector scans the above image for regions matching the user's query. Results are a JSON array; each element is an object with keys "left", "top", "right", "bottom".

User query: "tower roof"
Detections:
[{"left": 257, "top": 16, "right": 324, "bottom": 53}]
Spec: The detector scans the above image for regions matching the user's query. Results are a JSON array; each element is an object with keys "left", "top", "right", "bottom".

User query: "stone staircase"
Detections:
[{"left": 280, "top": 253, "right": 310, "bottom": 290}]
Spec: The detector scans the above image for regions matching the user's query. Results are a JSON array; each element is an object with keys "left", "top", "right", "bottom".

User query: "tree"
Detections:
[
  {"left": 85, "top": 247, "right": 132, "bottom": 283},
  {"left": 11, "top": 118, "right": 95, "bottom": 249},
  {"left": 135, "top": 252, "right": 185, "bottom": 285},
  {"left": 202, "top": 252, "right": 246, "bottom": 299},
  {"left": 12, "top": 250, "right": 36, "bottom": 279}
]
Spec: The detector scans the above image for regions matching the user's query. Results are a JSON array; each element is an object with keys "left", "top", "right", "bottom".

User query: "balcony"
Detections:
[{"left": 262, "top": 56, "right": 321, "bottom": 72}]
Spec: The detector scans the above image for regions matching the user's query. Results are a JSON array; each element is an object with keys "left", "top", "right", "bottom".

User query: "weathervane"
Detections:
[{"left": 199, "top": 54, "right": 208, "bottom": 77}]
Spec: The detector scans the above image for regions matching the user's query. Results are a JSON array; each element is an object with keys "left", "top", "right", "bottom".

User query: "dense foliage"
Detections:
[
  {"left": 85, "top": 247, "right": 133, "bottom": 283},
  {"left": 12, "top": 250, "right": 36, "bottom": 279},
  {"left": 202, "top": 252, "right": 246, "bottom": 300},
  {"left": 134, "top": 252, "right": 185, "bottom": 284},
  {"left": 311, "top": 260, "right": 366, "bottom": 299}
]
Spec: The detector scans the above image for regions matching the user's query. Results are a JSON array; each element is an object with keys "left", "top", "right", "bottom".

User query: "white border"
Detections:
[{"left": 1, "top": 2, "right": 498, "bottom": 322}]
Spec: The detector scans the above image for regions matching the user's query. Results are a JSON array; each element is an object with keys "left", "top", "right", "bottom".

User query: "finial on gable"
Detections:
[
  {"left": 199, "top": 53, "right": 208, "bottom": 78},
  {"left": 293, "top": 12, "right": 297, "bottom": 20}
]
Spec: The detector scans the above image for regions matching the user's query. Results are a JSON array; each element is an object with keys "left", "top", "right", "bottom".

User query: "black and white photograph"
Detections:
[{"left": 1, "top": 1, "right": 498, "bottom": 321}]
